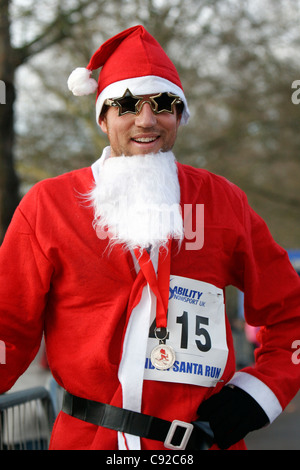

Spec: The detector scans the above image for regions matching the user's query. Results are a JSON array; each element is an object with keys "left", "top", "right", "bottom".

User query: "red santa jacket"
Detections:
[{"left": 0, "top": 157, "right": 300, "bottom": 450}]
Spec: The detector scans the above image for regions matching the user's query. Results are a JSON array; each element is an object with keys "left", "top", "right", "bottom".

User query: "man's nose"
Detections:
[{"left": 135, "top": 102, "right": 157, "bottom": 127}]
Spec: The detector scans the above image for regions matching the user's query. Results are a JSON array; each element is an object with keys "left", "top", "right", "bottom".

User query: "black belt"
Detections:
[{"left": 62, "top": 391, "right": 214, "bottom": 450}]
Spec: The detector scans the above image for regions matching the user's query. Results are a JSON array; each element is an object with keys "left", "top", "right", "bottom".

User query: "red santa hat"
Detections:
[{"left": 67, "top": 25, "right": 190, "bottom": 125}]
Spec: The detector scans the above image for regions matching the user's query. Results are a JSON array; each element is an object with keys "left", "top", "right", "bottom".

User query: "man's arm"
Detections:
[
  {"left": 0, "top": 193, "right": 53, "bottom": 393},
  {"left": 198, "top": 194, "right": 300, "bottom": 448}
]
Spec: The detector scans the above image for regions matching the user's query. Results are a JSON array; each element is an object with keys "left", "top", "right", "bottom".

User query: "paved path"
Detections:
[
  {"left": 245, "top": 390, "right": 300, "bottom": 450},
  {"left": 9, "top": 361, "right": 52, "bottom": 393}
]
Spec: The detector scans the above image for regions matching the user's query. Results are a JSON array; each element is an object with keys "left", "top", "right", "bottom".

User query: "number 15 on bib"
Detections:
[{"left": 144, "top": 275, "right": 229, "bottom": 388}]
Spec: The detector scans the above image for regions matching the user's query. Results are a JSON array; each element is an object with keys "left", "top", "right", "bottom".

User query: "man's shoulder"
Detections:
[
  {"left": 26, "top": 167, "right": 93, "bottom": 196},
  {"left": 19, "top": 167, "right": 94, "bottom": 215},
  {"left": 176, "top": 161, "right": 245, "bottom": 199},
  {"left": 38, "top": 166, "right": 93, "bottom": 189}
]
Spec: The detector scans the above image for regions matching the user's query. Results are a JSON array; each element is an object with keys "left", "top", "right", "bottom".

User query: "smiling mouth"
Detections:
[{"left": 132, "top": 136, "right": 159, "bottom": 143}]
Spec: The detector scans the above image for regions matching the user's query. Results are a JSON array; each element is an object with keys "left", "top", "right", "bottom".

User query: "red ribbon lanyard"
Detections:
[{"left": 133, "top": 240, "right": 171, "bottom": 328}]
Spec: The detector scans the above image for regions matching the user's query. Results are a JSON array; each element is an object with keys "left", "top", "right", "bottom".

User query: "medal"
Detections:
[
  {"left": 150, "top": 344, "right": 175, "bottom": 370},
  {"left": 150, "top": 327, "right": 176, "bottom": 370}
]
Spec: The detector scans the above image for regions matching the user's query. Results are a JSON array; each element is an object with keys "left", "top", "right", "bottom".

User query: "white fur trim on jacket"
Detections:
[{"left": 228, "top": 371, "right": 282, "bottom": 423}]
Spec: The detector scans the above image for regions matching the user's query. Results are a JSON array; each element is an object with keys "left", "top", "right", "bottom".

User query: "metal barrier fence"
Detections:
[{"left": 0, "top": 386, "right": 55, "bottom": 450}]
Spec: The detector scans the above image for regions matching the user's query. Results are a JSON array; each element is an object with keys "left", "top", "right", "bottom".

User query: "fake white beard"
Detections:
[{"left": 89, "top": 150, "right": 184, "bottom": 253}]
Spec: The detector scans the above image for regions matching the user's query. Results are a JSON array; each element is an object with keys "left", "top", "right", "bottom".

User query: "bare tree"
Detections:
[
  {"left": 0, "top": 0, "right": 105, "bottom": 241},
  {"left": 0, "top": 0, "right": 19, "bottom": 241}
]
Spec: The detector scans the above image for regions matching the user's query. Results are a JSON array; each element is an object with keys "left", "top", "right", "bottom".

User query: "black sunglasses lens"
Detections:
[
  {"left": 118, "top": 96, "right": 139, "bottom": 114},
  {"left": 153, "top": 93, "right": 174, "bottom": 112}
]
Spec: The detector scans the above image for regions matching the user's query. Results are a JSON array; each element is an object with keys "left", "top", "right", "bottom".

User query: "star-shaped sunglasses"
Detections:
[{"left": 104, "top": 88, "right": 183, "bottom": 116}]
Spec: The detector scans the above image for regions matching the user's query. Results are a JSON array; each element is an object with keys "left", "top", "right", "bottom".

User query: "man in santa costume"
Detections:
[{"left": 1, "top": 25, "right": 300, "bottom": 451}]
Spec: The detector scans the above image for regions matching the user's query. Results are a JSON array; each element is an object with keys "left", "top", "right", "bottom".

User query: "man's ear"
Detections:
[{"left": 99, "top": 114, "right": 108, "bottom": 134}]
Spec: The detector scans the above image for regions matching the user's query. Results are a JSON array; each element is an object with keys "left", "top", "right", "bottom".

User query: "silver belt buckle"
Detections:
[{"left": 164, "top": 420, "right": 193, "bottom": 450}]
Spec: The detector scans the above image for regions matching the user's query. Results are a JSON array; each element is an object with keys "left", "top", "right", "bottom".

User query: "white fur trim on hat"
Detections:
[
  {"left": 96, "top": 75, "right": 190, "bottom": 126},
  {"left": 67, "top": 67, "right": 98, "bottom": 96}
]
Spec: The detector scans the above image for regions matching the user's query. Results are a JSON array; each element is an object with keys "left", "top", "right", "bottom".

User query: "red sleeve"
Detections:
[
  {"left": 235, "top": 193, "right": 300, "bottom": 410},
  {"left": 0, "top": 187, "right": 53, "bottom": 393}
]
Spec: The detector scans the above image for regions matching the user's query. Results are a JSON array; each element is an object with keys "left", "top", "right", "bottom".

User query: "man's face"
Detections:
[{"left": 99, "top": 95, "right": 181, "bottom": 157}]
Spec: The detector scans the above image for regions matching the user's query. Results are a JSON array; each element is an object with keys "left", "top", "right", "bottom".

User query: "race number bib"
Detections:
[{"left": 144, "top": 275, "right": 228, "bottom": 387}]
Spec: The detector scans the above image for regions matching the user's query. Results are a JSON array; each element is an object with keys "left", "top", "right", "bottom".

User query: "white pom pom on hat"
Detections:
[
  {"left": 67, "top": 25, "right": 190, "bottom": 125},
  {"left": 67, "top": 67, "right": 98, "bottom": 96}
]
